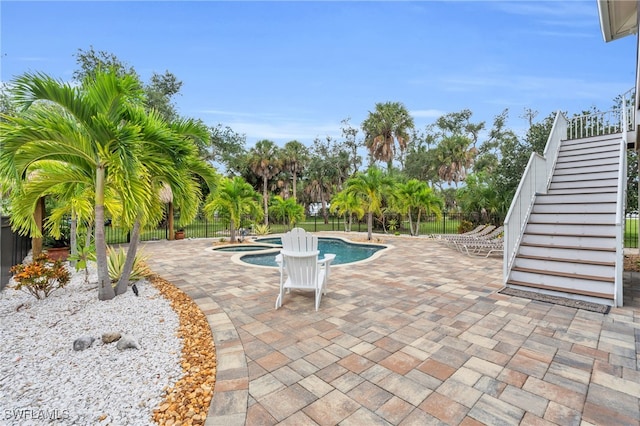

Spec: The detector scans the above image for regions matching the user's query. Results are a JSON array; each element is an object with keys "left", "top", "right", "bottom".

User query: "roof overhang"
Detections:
[{"left": 598, "top": 0, "right": 638, "bottom": 42}]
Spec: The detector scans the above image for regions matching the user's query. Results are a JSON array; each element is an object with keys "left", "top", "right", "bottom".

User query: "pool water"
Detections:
[{"left": 242, "top": 237, "right": 385, "bottom": 267}]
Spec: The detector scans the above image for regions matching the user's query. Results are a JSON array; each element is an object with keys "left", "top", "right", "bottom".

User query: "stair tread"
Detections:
[
  {"left": 544, "top": 190, "right": 617, "bottom": 195},
  {"left": 526, "top": 223, "right": 616, "bottom": 227},
  {"left": 530, "top": 212, "right": 615, "bottom": 215},
  {"left": 506, "top": 280, "right": 615, "bottom": 300},
  {"left": 524, "top": 231, "right": 615, "bottom": 238},
  {"left": 563, "top": 134, "right": 623, "bottom": 143},
  {"left": 511, "top": 266, "right": 615, "bottom": 282},
  {"left": 520, "top": 242, "right": 616, "bottom": 252},
  {"left": 516, "top": 254, "right": 615, "bottom": 267}
]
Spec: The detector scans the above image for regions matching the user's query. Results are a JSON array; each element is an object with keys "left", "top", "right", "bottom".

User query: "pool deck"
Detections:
[{"left": 142, "top": 232, "right": 640, "bottom": 426}]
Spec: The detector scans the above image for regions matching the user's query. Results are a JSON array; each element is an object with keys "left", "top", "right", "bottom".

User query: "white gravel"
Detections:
[{"left": 0, "top": 261, "right": 183, "bottom": 425}]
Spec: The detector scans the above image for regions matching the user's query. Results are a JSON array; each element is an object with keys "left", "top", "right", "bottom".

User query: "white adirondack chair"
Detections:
[{"left": 275, "top": 228, "right": 336, "bottom": 311}]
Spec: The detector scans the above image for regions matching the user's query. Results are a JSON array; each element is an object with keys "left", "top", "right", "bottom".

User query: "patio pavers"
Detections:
[{"left": 142, "top": 233, "right": 640, "bottom": 426}]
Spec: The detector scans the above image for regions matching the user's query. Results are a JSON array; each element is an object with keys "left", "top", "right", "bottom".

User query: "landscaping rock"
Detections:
[
  {"left": 117, "top": 335, "right": 140, "bottom": 350},
  {"left": 73, "top": 336, "right": 95, "bottom": 351},
  {"left": 101, "top": 332, "right": 122, "bottom": 344}
]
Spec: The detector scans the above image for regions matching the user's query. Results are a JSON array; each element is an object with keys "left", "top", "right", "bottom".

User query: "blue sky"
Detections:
[{"left": 1, "top": 1, "right": 636, "bottom": 148}]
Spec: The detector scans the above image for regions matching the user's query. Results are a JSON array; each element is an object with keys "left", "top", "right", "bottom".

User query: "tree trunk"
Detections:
[
  {"left": 32, "top": 197, "right": 44, "bottom": 256},
  {"left": 96, "top": 167, "right": 115, "bottom": 301},
  {"left": 229, "top": 218, "right": 236, "bottom": 243},
  {"left": 415, "top": 210, "right": 422, "bottom": 237},
  {"left": 292, "top": 171, "right": 297, "bottom": 200},
  {"left": 367, "top": 212, "right": 373, "bottom": 241},
  {"left": 348, "top": 214, "right": 353, "bottom": 232},
  {"left": 115, "top": 216, "right": 142, "bottom": 296},
  {"left": 408, "top": 212, "right": 414, "bottom": 237},
  {"left": 168, "top": 202, "right": 175, "bottom": 240},
  {"left": 263, "top": 175, "right": 269, "bottom": 225},
  {"left": 85, "top": 221, "right": 93, "bottom": 249},
  {"left": 321, "top": 194, "right": 328, "bottom": 225},
  {"left": 70, "top": 209, "right": 78, "bottom": 267}
]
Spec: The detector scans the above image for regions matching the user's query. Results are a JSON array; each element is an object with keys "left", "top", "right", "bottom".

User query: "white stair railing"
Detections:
[
  {"left": 614, "top": 90, "right": 632, "bottom": 306},
  {"left": 567, "top": 90, "right": 635, "bottom": 140},
  {"left": 503, "top": 112, "right": 568, "bottom": 282}
]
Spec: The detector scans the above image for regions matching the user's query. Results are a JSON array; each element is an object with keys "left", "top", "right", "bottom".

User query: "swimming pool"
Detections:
[
  {"left": 241, "top": 237, "right": 386, "bottom": 267},
  {"left": 211, "top": 244, "right": 276, "bottom": 252}
]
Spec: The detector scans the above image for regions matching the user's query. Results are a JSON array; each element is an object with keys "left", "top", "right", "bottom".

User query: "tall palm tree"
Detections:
[
  {"left": 282, "top": 140, "right": 309, "bottom": 200},
  {"left": 344, "top": 167, "right": 395, "bottom": 240},
  {"left": 305, "top": 156, "right": 334, "bottom": 225},
  {"left": 247, "top": 139, "right": 281, "bottom": 225},
  {"left": 204, "top": 176, "right": 262, "bottom": 243},
  {"left": 330, "top": 189, "right": 364, "bottom": 232},
  {"left": 396, "top": 179, "right": 444, "bottom": 236},
  {"left": 361, "top": 102, "right": 415, "bottom": 171},
  {"left": 435, "top": 135, "right": 478, "bottom": 187},
  {"left": 114, "top": 111, "right": 218, "bottom": 296},
  {"left": 1, "top": 70, "right": 148, "bottom": 300}
]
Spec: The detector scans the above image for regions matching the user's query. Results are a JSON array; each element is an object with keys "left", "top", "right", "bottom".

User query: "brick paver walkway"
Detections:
[{"left": 142, "top": 233, "right": 640, "bottom": 426}]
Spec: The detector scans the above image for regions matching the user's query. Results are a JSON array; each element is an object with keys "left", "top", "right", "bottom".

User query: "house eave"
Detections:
[{"left": 598, "top": 0, "right": 638, "bottom": 42}]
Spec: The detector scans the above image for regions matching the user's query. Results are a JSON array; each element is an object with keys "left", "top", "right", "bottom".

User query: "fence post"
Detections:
[{"left": 442, "top": 211, "right": 446, "bottom": 234}]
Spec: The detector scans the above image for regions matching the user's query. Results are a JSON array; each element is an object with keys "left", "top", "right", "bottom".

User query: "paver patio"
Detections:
[{"left": 142, "top": 233, "right": 640, "bottom": 426}]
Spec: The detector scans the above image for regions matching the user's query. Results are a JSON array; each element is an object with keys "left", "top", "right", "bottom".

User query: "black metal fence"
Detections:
[
  {"left": 1, "top": 216, "right": 31, "bottom": 289},
  {"left": 102, "top": 210, "right": 640, "bottom": 249},
  {"left": 3, "top": 209, "right": 639, "bottom": 277},
  {"left": 103, "top": 211, "right": 506, "bottom": 244}
]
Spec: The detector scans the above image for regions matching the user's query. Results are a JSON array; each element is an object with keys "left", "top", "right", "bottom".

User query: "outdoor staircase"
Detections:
[{"left": 505, "top": 133, "right": 623, "bottom": 306}]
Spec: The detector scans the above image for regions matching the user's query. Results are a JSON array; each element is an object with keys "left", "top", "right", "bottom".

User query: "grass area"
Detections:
[{"left": 626, "top": 218, "right": 638, "bottom": 248}]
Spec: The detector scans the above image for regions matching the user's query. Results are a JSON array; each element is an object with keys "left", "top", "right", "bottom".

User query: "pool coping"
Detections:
[{"left": 204, "top": 234, "right": 394, "bottom": 269}]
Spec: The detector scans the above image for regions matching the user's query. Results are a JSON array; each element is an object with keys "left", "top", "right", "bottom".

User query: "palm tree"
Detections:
[
  {"left": 330, "top": 190, "right": 364, "bottom": 232},
  {"left": 1, "top": 70, "right": 149, "bottom": 300},
  {"left": 114, "top": 112, "right": 218, "bottom": 296},
  {"left": 6, "top": 161, "right": 107, "bottom": 263},
  {"left": 305, "top": 156, "right": 334, "bottom": 225},
  {"left": 435, "top": 134, "right": 478, "bottom": 187},
  {"left": 204, "top": 176, "right": 262, "bottom": 243},
  {"left": 457, "top": 173, "right": 509, "bottom": 223},
  {"left": 270, "top": 195, "right": 305, "bottom": 230},
  {"left": 396, "top": 179, "right": 444, "bottom": 236},
  {"left": 247, "top": 140, "right": 281, "bottom": 225},
  {"left": 361, "top": 102, "right": 415, "bottom": 171},
  {"left": 282, "top": 140, "right": 309, "bottom": 200},
  {"left": 344, "top": 167, "right": 395, "bottom": 240}
]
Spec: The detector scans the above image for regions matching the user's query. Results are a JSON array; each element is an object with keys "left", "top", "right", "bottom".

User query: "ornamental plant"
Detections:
[
  {"left": 106, "top": 246, "right": 151, "bottom": 284},
  {"left": 10, "top": 253, "right": 71, "bottom": 299}
]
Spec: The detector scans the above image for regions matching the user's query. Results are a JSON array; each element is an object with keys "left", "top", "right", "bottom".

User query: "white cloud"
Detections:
[
  {"left": 192, "top": 107, "right": 348, "bottom": 146},
  {"left": 410, "top": 109, "right": 446, "bottom": 119},
  {"left": 14, "top": 56, "right": 49, "bottom": 62},
  {"left": 441, "top": 73, "right": 628, "bottom": 101}
]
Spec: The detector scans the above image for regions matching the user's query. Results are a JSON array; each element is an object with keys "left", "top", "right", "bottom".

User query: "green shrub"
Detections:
[
  {"left": 457, "top": 220, "right": 474, "bottom": 234},
  {"left": 253, "top": 224, "right": 270, "bottom": 235},
  {"left": 107, "top": 247, "right": 151, "bottom": 283},
  {"left": 10, "top": 253, "right": 70, "bottom": 299}
]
